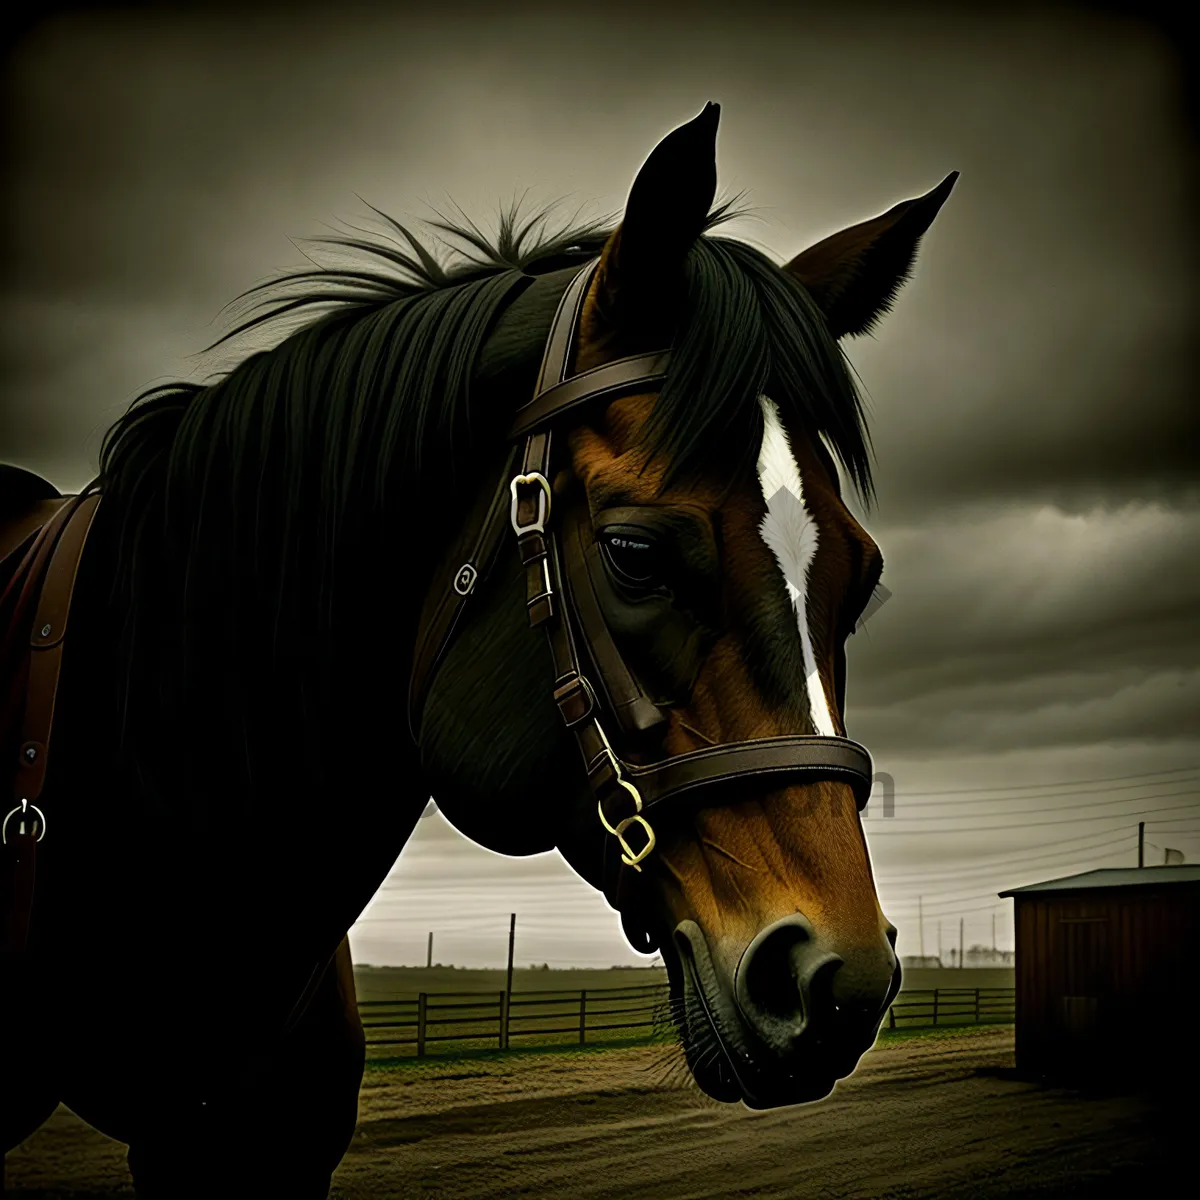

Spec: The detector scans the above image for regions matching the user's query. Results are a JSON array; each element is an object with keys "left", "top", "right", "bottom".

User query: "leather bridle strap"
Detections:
[
  {"left": 409, "top": 254, "right": 876, "bottom": 900},
  {"left": 406, "top": 289, "right": 676, "bottom": 737},
  {"left": 507, "top": 259, "right": 874, "bottom": 879},
  {"left": 626, "top": 735, "right": 873, "bottom": 813},
  {"left": 509, "top": 352, "right": 672, "bottom": 440},
  {"left": 407, "top": 443, "right": 519, "bottom": 741},
  {"left": 3, "top": 490, "right": 100, "bottom": 958}
]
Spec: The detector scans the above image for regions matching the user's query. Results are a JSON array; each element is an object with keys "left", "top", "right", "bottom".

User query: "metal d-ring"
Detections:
[
  {"left": 613, "top": 812, "right": 657, "bottom": 869},
  {"left": 509, "top": 472, "right": 551, "bottom": 535},
  {"left": 593, "top": 721, "right": 657, "bottom": 870},
  {"left": 2, "top": 798, "right": 46, "bottom": 845}
]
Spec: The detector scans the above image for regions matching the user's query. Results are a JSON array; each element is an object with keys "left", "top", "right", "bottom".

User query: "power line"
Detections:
[
  {"left": 881, "top": 765, "right": 1198, "bottom": 798},
  {"left": 884, "top": 895, "right": 1017, "bottom": 918},
  {"left": 866, "top": 793, "right": 1198, "bottom": 834},
  {"left": 871, "top": 829, "right": 1138, "bottom": 882},
  {"left": 866, "top": 791, "right": 1199, "bottom": 822},
  {"left": 873, "top": 775, "right": 1200, "bottom": 809}
]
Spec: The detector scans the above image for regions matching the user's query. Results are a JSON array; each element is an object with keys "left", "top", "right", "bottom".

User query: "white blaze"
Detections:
[{"left": 756, "top": 397, "right": 837, "bottom": 736}]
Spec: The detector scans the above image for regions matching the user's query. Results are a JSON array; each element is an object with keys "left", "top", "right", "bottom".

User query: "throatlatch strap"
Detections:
[{"left": 408, "top": 445, "right": 519, "bottom": 740}]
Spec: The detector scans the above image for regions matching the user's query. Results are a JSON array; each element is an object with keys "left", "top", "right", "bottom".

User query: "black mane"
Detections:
[{"left": 95, "top": 200, "right": 872, "bottom": 800}]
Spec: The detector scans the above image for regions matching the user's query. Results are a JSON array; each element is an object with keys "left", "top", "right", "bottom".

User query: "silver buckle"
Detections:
[
  {"left": 509, "top": 473, "right": 551, "bottom": 535},
  {"left": 2, "top": 798, "right": 47, "bottom": 845}
]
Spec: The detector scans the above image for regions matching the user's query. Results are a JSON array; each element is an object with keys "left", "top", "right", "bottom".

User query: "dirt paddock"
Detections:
[{"left": 5, "top": 1027, "right": 1187, "bottom": 1198}]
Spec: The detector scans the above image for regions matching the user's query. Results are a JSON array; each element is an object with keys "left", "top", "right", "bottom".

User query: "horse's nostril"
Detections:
[
  {"left": 736, "top": 914, "right": 815, "bottom": 1026},
  {"left": 885, "top": 923, "right": 898, "bottom": 949},
  {"left": 805, "top": 955, "right": 844, "bottom": 1023},
  {"left": 735, "top": 914, "right": 897, "bottom": 1059},
  {"left": 735, "top": 915, "right": 843, "bottom": 1049}
]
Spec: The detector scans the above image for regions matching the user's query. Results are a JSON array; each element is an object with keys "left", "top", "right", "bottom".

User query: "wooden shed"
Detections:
[{"left": 999, "top": 866, "right": 1200, "bottom": 1081}]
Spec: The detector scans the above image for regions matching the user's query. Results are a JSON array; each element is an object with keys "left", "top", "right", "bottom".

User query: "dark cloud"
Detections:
[{"left": 850, "top": 501, "right": 1199, "bottom": 698}]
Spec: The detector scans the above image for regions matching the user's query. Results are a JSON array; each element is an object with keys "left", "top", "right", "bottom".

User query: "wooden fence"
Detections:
[
  {"left": 359, "top": 984, "right": 1014, "bottom": 1059},
  {"left": 886, "top": 987, "right": 1015, "bottom": 1029}
]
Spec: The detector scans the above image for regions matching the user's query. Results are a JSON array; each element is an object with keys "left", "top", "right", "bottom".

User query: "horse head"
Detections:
[{"left": 418, "top": 104, "right": 955, "bottom": 1107}]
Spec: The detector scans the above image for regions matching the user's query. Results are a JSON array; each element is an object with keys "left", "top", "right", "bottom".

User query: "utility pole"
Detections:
[
  {"left": 992, "top": 913, "right": 996, "bottom": 954},
  {"left": 918, "top": 896, "right": 924, "bottom": 959},
  {"left": 426, "top": 931, "right": 433, "bottom": 969},
  {"left": 1138, "top": 822, "right": 1145, "bottom": 868},
  {"left": 938, "top": 921, "right": 942, "bottom": 964},
  {"left": 959, "top": 917, "right": 964, "bottom": 969},
  {"left": 502, "top": 912, "right": 516, "bottom": 1049}
]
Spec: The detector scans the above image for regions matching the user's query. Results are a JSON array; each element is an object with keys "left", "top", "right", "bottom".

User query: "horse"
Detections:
[{"left": 1, "top": 102, "right": 954, "bottom": 1196}]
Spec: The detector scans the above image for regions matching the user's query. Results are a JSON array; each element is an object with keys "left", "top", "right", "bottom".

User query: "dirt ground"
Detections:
[{"left": 5, "top": 1027, "right": 1187, "bottom": 1198}]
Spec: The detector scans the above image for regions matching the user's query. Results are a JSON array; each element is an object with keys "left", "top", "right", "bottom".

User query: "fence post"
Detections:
[
  {"left": 933, "top": 990, "right": 939, "bottom": 1027},
  {"left": 417, "top": 993, "right": 427, "bottom": 1058},
  {"left": 499, "top": 990, "right": 507, "bottom": 1049},
  {"left": 889, "top": 1004, "right": 896, "bottom": 1030},
  {"left": 579, "top": 990, "right": 587, "bottom": 1044},
  {"left": 974, "top": 989, "right": 980, "bottom": 1024}
]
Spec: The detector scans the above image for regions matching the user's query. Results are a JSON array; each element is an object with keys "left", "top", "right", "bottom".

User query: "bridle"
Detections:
[{"left": 408, "top": 258, "right": 874, "bottom": 917}]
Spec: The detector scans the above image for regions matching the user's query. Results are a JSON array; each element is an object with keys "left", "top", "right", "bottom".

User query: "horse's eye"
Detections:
[{"left": 599, "top": 528, "right": 661, "bottom": 589}]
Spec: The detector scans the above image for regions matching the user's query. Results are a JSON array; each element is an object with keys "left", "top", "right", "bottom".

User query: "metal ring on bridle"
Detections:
[
  {"left": 612, "top": 812, "right": 656, "bottom": 869},
  {"left": 593, "top": 721, "right": 657, "bottom": 870},
  {"left": 452, "top": 562, "right": 478, "bottom": 595},
  {"left": 2, "top": 798, "right": 47, "bottom": 845}
]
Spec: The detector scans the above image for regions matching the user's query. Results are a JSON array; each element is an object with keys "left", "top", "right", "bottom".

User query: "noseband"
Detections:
[{"left": 409, "top": 260, "right": 873, "bottom": 913}]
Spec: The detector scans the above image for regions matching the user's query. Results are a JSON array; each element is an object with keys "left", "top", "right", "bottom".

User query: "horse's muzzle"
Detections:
[{"left": 673, "top": 915, "right": 899, "bottom": 1108}]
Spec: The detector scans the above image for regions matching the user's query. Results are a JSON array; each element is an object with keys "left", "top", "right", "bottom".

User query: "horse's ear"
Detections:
[
  {"left": 785, "top": 172, "right": 958, "bottom": 339},
  {"left": 597, "top": 102, "right": 720, "bottom": 330}
]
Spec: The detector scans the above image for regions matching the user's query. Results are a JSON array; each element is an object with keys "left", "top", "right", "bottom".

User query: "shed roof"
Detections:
[{"left": 998, "top": 865, "right": 1200, "bottom": 897}]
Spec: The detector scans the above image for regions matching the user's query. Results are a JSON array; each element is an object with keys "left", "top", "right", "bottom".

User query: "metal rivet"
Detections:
[
  {"left": 23, "top": 747, "right": 37, "bottom": 763},
  {"left": 40, "top": 623, "right": 51, "bottom": 638}
]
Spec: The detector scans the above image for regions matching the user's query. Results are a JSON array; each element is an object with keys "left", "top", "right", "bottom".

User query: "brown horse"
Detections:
[{"left": 2, "top": 103, "right": 953, "bottom": 1194}]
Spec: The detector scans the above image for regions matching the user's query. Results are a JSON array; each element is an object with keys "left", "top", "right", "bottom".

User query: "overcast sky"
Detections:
[{"left": 2, "top": 1, "right": 1196, "bottom": 968}]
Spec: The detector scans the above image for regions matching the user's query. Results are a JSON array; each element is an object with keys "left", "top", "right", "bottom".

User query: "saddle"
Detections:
[{"left": 0, "top": 464, "right": 101, "bottom": 958}]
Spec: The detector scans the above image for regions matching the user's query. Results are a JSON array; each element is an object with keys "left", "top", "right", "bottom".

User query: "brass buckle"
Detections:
[
  {"left": 593, "top": 721, "right": 657, "bottom": 870},
  {"left": 509, "top": 473, "right": 551, "bottom": 535}
]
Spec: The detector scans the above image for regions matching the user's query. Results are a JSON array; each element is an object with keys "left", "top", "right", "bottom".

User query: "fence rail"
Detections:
[{"left": 359, "top": 984, "right": 1013, "bottom": 1059}]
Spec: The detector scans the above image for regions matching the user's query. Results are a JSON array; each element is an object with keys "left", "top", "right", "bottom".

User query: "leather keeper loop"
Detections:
[
  {"left": 517, "top": 531, "right": 548, "bottom": 567},
  {"left": 585, "top": 748, "right": 620, "bottom": 797},
  {"left": 553, "top": 675, "right": 595, "bottom": 727},
  {"left": 528, "top": 594, "right": 555, "bottom": 627}
]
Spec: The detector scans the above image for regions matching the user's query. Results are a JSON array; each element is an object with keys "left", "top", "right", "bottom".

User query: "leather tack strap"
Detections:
[
  {"left": 407, "top": 445, "right": 518, "bottom": 740},
  {"left": 0, "top": 499, "right": 69, "bottom": 572},
  {"left": 510, "top": 352, "right": 671, "bottom": 440},
  {"left": 516, "top": 430, "right": 555, "bottom": 627},
  {"left": 407, "top": 262, "right": 598, "bottom": 737},
  {"left": 628, "top": 736, "right": 873, "bottom": 815},
  {"left": 13, "top": 492, "right": 101, "bottom": 807},
  {"left": 535, "top": 259, "right": 596, "bottom": 391},
  {"left": 505, "top": 258, "right": 878, "bottom": 900},
  {"left": 560, "top": 505, "right": 667, "bottom": 742},
  {"left": 3, "top": 490, "right": 99, "bottom": 960},
  {"left": 409, "top": 248, "right": 880, "bottom": 920}
]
